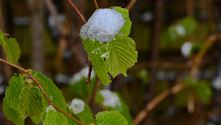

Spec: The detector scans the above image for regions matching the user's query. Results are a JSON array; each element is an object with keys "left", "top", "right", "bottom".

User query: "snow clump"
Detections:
[
  {"left": 100, "top": 89, "right": 121, "bottom": 108},
  {"left": 69, "top": 99, "right": 85, "bottom": 114},
  {"left": 181, "top": 41, "right": 192, "bottom": 57},
  {"left": 69, "top": 66, "right": 95, "bottom": 84},
  {"left": 80, "top": 9, "right": 125, "bottom": 42}
]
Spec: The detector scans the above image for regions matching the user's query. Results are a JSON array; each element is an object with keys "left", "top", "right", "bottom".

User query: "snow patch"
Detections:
[
  {"left": 80, "top": 9, "right": 125, "bottom": 42},
  {"left": 69, "top": 66, "right": 95, "bottom": 84},
  {"left": 100, "top": 90, "right": 121, "bottom": 108},
  {"left": 213, "top": 77, "right": 221, "bottom": 90},
  {"left": 46, "top": 105, "right": 56, "bottom": 112},
  {"left": 181, "top": 42, "right": 192, "bottom": 57},
  {"left": 69, "top": 99, "right": 85, "bottom": 114},
  {"left": 175, "top": 25, "right": 186, "bottom": 36}
]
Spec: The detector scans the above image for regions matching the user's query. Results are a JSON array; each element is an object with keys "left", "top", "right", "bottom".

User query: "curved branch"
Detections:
[
  {"left": 133, "top": 34, "right": 221, "bottom": 125},
  {"left": 67, "top": 0, "right": 86, "bottom": 23},
  {"left": 126, "top": 0, "right": 137, "bottom": 11},
  {"left": 93, "top": 0, "right": 99, "bottom": 9},
  {"left": 0, "top": 58, "right": 85, "bottom": 125}
]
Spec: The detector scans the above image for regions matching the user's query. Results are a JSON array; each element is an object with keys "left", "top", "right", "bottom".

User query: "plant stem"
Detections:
[
  {"left": 93, "top": 0, "right": 99, "bottom": 9},
  {"left": 86, "top": 61, "right": 93, "bottom": 84},
  {"left": 0, "top": 58, "right": 85, "bottom": 125},
  {"left": 133, "top": 34, "right": 221, "bottom": 125},
  {"left": 67, "top": 0, "right": 86, "bottom": 23},
  {"left": 88, "top": 76, "right": 100, "bottom": 106},
  {"left": 126, "top": 0, "right": 137, "bottom": 11}
]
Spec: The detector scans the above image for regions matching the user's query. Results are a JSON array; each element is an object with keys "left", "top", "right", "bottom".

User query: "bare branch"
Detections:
[
  {"left": 133, "top": 34, "right": 221, "bottom": 125},
  {"left": 126, "top": 0, "right": 137, "bottom": 11},
  {"left": 93, "top": 0, "right": 99, "bottom": 9},
  {"left": 67, "top": 0, "right": 86, "bottom": 23}
]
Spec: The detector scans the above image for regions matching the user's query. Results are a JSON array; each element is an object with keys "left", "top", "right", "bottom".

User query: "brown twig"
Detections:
[
  {"left": 126, "top": 0, "right": 137, "bottom": 11},
  {"left": 86, "top": 61, "right": 93, "bottom": 84},
  {"left": 0, "top": 58, "right": 85, "bottom": 125},
  {"left": 67, "top": 0, "right": 86, "bottom": 23},
  {"left": 133, "top": 34, "right": 221, "bottom": 125},
  {"left": 93, "top": 0, "right": 99, "bottom": 9}
]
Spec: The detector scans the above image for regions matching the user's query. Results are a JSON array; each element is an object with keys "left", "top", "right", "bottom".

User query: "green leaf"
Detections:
[
  {"left": 194, "top": 81, "right": 212, "bottom": 103},
  {"left": 184, "top": 77, "right": 212, "bottom": 104},
  {"left": 44, "top": 107, "right": 70, "bottom": 125},
  {"left": 107, "top": 35, "right": 137, "bottom": 77},
  {"left": 113, "top": 7, "right": 132, "bottom": 36},
  {"left": 32, "top": 71, "right": 67, "bottom": 108},
  {"left": 0, "top": 32, "right": 21, "bottom": 63},
  {"left": 83, "top": 40, "right": 111, "bottom": 84},
  {"left": 0, "top": 31, "right": 4, "bottom": 45},
  {"left": 3, "top": 102, "right": 24, "bottom": 125},
  {"left": 18, "top": 87, "right": 44, "bottom": 118},
  {"left": 83, "top": 35, "right": 137, "bottom": 85},
  {"left": 81, "top": 7, "right": 137, "bottom": 85},
  {"left": 4, "top": 38, "right": 21, "bottom": 63},
  {"left": 3, "top": 75, "right": 26, "bottom": 124},
  {"left": 95, "top": 111, "right": 128, "bottom": 125},
  {"left": 4, "top": 75, "right": 26, "bottom": 108}
]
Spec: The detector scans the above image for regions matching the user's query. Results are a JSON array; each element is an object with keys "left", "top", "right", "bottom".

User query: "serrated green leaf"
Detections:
[
  {"left": 3, "top": 101, "right": 24, "bottom": 125},
  {"left": 113, "top": 7, "right": 132, "bottom": 36},
  {"left": 82, "top": 35, "right": 137, "bottom": 85},
  {"left": 96, "top": 111, "right": 128, "bottom": 125},
  {"left": 81, "top": 7, "right": 137, "bottom": 85},
  {"left": 18, "top": 87, "right": 44, "bottom": 118},
  {"left": 4, "top": 75, "right": 26, "bottom": 108},
  {"left": 107, "top": 35, "right": 137, "bottom": 77},
  {"left": 44, "top": 109, "right": 70, "bottom": 125},
  {"left": 32, "top": 71, "right": 67, "bottom": 108},
  {"left": 83, "top": 40, "right": 111, "bottom": 84}
]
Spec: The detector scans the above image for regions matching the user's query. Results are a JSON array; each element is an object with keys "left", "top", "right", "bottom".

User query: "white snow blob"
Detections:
[
  {"left": 69, "top": 99, "right": 85, "bottom": 114},
  {"left": 80, "top": 9, "right": 125, "bottom": 42},
  {"left": 212, "top": 77, "right": 221, "bottom": 90},
  {"left": 181, "top": 42, "right": 192, "bottom": 57},
  {"left": 69, "top": 66, "right": 95, "bottom": 84},
  {"left": 100, "top": 90, "right": 121, "bottom": 108}
]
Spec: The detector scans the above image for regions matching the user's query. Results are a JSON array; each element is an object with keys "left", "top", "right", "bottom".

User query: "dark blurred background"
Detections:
[{"left": 1, "top": 0, "right": 221, "bottom": 125}]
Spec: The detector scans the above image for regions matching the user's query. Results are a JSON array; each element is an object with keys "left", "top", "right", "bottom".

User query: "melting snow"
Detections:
[
  {"left": 69, "top": 99, "right": 85, "bottom": 114},
  {"left": 181, "top": 42, "right": 192, "bottom": 57},
  {"left": 69, "top": 66, "right": 95, "bottom": 84},
  {"left": 100, "top": 89, "right": 121, "bottom": 108},
  {"left": 80, "top": 9, "right": 125, "bottom": 42}
]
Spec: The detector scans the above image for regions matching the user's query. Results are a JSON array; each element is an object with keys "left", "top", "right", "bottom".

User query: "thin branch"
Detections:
[
  {"left": 88, "top": 76, "right": 100, "bottom": 106},
  {"left": 133, "top": 34, "right": 221, "bottom": 125},
  {"left": 67, "top": 0, "right": 86, "bottom": 23},
  {"left": 86, "top": 61, "right": 92, "bottom": 84},
  {"left": 93, "top": 0, "right": 99, "bottom": 9},
  {"left": 0, "top": 58, "right": 85, "bottom": 125},
  {"left": 126, "top": 0, "right": 137, "bottom": 11},
  {"left": 133, "top": 83, "right": 184, "bottom": 125},
  {"left": 0, "top": 59, "right": 27, "bottom": 73}
]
